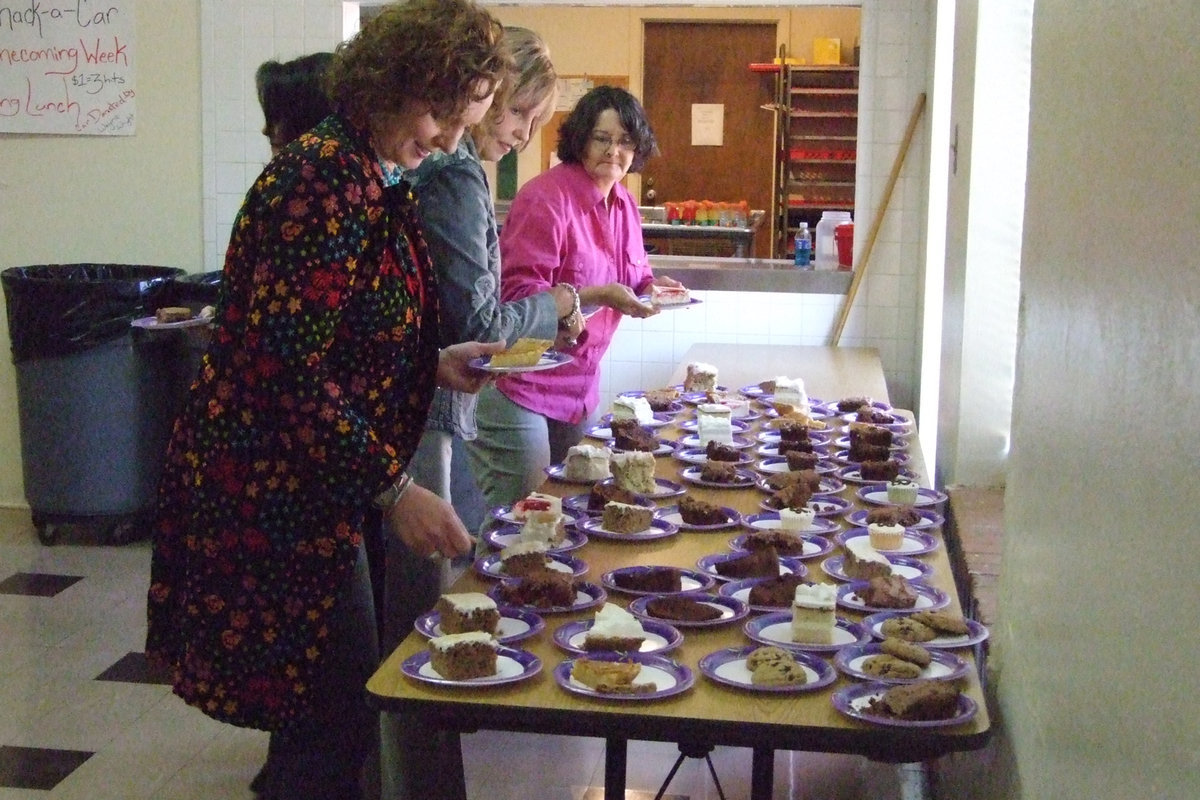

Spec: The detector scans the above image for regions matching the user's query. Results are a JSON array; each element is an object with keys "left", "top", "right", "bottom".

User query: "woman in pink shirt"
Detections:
[{"left": 467, "top": 85, "right": 683, "bottom": 508}]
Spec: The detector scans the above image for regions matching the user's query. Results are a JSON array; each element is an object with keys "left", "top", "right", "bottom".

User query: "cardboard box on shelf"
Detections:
[{"left": 813, "top": 38, "right": 841, "bottom": 65}]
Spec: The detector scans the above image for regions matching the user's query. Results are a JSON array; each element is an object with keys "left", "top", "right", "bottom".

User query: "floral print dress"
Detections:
[{"left": 146, "top": 114, "right": 438, "bottom": 731}]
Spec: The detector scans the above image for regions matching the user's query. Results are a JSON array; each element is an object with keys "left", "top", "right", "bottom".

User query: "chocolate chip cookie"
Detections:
[{"left": 880, "top": 616, "right": 937, "bottom": 642}]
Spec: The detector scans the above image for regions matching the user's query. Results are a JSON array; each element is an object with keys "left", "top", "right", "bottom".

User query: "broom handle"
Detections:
[{"left": 830, "top": 92, "right": 927, "bottom": 345}]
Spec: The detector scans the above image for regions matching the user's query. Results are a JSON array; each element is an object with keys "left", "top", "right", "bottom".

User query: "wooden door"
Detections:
[{"left": 642, "top": 21, "right": 777, "bottom": 259}]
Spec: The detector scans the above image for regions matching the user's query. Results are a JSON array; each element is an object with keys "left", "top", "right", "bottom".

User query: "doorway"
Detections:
[{"left": 642, "top": 21, "right": 778, "bottom": 259}]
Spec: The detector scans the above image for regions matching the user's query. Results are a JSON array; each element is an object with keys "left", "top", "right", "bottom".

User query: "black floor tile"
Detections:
[
  {"left": 0, "top": 745, "right": 93, "bottom": 790},
  {"left": 0, "top": 571, "right": 84, "bottom": 597},
  {"left": 95, "top": 651, "right": 173, "bottom": 685}
]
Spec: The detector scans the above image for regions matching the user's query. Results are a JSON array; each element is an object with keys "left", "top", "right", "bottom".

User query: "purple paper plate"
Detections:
[
  {"left": 601, "top": 565, "right": 718, "bottom": 596},
  {"left": 679, "top": 465, "right": 758, "bottom": 489},
  {"left": 754, "top": 454, "right": 839, "bottom": 476},
  {"left": 489, "top": 504, "right": 582, "bottom": 526},
  {"left": 554, "top": 651, "right": 695, "bottom": 701},
  {"left": 562, "top": 491, "right": 656, "bottom": 517},
  {"left": 656, "top": 504, "right": 742, "bottom": 532},
  {"left": 741, "top": 511, "right": 842, "bottom": 537},
  {"left": 759, "top": 495, "right": 851, "bottom": 518},
  {"left": 628, "top": 591, "right": 750, "bottom": 628},
  {"left": 486, "top": 580, "right": 607, "bottom": 614},
  {"left": 605, "top": 437, "right": 676, "bottom": 457},
  {"left": 832, "top": 681, "right": 978, "bottom": 728},
  {"left": 473, "top": 552, "right": 589, "bottom": 581},
  {"left": 677, "top": 417, "right": 752, "bottom": 434},
  {"left": 838, "top": 412, "right": 912, "bottom": 431},
  {"left": 834, "top": 643, "right": 969, "bottom": 685},
  {"left": 836, "top": 580, "right": 950, "bottom": 614},
  {"left": 469, "top": 351, "right": 572, "bottom": 374},
  {"left": 833, "top": 435, "right": 907, "bottom": 453},
  {"left": 856, "top": 484, "right": 948, "bottom": 507},
  {"left": 832, "top": 449, "right": 912, "bottom": 467},
  {"left": 727, "top": 532, "right": 835, "bottom": 561},
  {"left": 820, "top": 554, "right": 933, "bottom": 583},
  {"left": 413, "top": 606, "right": 545, "bottom": 645},
  {"left": 575, "top": 516, "right": 680, "bottom": 542},
  {"left": 699, "top": 645, "right": 838, "bottom": 694},
  {"left": 860, "top": 611, "right": 990, "bottom": 649},
  {"left": 717, "top": 576, "right": 813, "bottom": 613},
  {"left": 757, "top": 429, "right": 833, "bottom": 446},
  {"left": 844, "top": 507, "right": 943, "bottom": 530},
  {"left": 836, "top": 465, "right": 919, "bottom": 485},
  {"left": 544, "top": 463, "right": 609, "bottom": 484},
  {"left": 674, "top": 434, "right": 757, "bottom": 453},
  {"left": 743, "top": 611, "right": 870, "bottom": 654},
  {"left": 618, "top": 476, "right": 687, "bottom": 500},
  {"left": 481, "top": 523, "right": 588, "bottom": 554},
  {"left": 835, "top": 527, "right": 939, "bottom": 556},
  {"left": 614, "top": 391, "right": 686, "bottom": 416},
  {"left": 401, "top": 645, "right": 542, "bottom": 687},
  {"left": 552, "top": 618, "right": 683, "bottom": 656},
  {"left": 696, "top": 552, "right": 807, "bottom": 582},
  {"left": 598, "top": 411, "right": 673, "bottom": 428}
]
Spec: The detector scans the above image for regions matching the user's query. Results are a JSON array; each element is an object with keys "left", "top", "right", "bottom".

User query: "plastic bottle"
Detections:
[
  {"left": 793, "top": 222, "right": 812, "bottom": 268},
  {"left": 814, "top": 211, "right": 852, "bottom": 270}
]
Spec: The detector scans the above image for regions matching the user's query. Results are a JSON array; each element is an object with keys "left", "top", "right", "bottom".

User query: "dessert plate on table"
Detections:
[
  {"left": 554, "top": 651, "right": 695, "bottom": 701},
  {"left": 832, "top": 682, "right": 979, "bottom": 729},
  {"left": 837, "top": 580, "right": 950, "bottom": 614},
  {"left": 628, "top": 591, "right": 749, "bottom": 628},
  {"left": 844, "top": 507, "right": 944, "bottom": 531},
  {"left": 759, "top": 495, "right": 851, "bottom": 518},
  {"left": 605, "top": 437, "right": 676, "bottom": 457},
  {"left": 861, "top": 611, "right": 990, "bottom": 649},
  {"left": 131, "top": 315, "right": 211, "bottom": 331},
  {"left": 677, "top": 386, "right": 729, "bottom": 404},
  {"left": 615, "top": 390, "right": 685, "bottom": 416},
  {"left": 469, "top": 351, "right": 572, "bottom": 374},
  {"left": 656, "top": 504, "right": 742, "bottom": 531},
  {"left": 836, "top": 528, "right": 938, "bottom": 556},
  {"left": 599, "top": 411, "right": 674, "bottom": 428},
  {"left": 743, "top": 612, "right": 870, "bottom": 654},
  {"left": 836, "top": 465, "right": 919, "bottom": 485},
  {"left": 473, "top": 552, "right": 589, "bottom": 580},
  {"left": 834, "top": 643, "right": 968, "bottom": 685},
  {"left": 401, "top": 646, "right": 542, "bottom": 688},
  {"left": 742, "top": 511, "right": 841, "bottom": 537},
  {"left": 489, "top": 504, "right": 582, "bottom": 527},
  {"left": 839, "top": 411, "right": 912, "bottom": 430},
  {"left": 673, "top": 447, "right": 755, "bottom": 467},
  {"left": 727, "top": 532, "right": 835, "bottom": 560},
  {"left": 414, "top": 606, "right": 545, "bottom": 645},
  {"left": 831, "top": 449, "right": 912, "bottom": 466},
  {"left": 638, "top": 293, "right": 703, "bottom": 310},
  {"left": 575, "top": 516, "right": 680, "bottom": 542},
  {"left": 755, "top": 454, "right": 839, "bottom": 474},
  {"left": 481, "top": 523, "right": 588, "bottom": 554},
  {"left": 695, "top": 553, "right": 807, "bottom": 582},
  {"left": 757, "top": 429, "right": 833, "bottom": 446},
  {"left": 552, "top": 618, "right": 683, "bottom": 656},
  {"left": 700, "top": 645, "right": 838, "bottom": 694},
  {"left": 820, "top": 554, "right": 933, "bottom": 583},
  {"left": 601, "top": 565, "right": 718, "bottom": 596},
  {"left": 679, "top": 465, "right": 758, "bottom": 489},
  {"left": 487, "top": 580, "right": 607, "bottom": 614},
  {"left": 561, "top": 491, "right": 655, "bottom": 517},
  {"left": 857, "top": 484, "right": 948, "bottom": 507},
  {"left": 753, "top": 475, "right": 845, "bottom": 496},
  {"left": 544, "top": 463, "right": 609, "bottom": 484},
  {"left": 675, "top": 433, "right": 756, "bottom": 451},
  {"left": 597, "top": 476, "right": 686, "bottom": 500},
  {"left": 677, "top": 418, "right": 752, "bottom": 434},
  {"left": 717, "top": 577, "right": 813, "bottom": 612}
]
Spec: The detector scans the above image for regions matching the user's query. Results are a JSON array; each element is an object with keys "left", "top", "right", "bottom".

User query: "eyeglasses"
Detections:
[{"left": 589, "top": 132, "right": 636, "bottom": 152}]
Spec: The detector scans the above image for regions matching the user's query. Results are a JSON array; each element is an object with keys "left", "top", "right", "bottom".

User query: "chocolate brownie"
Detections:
[
  {"left": 866, "top": 505, "right": 923, "bottom": 527},
  {"left": 867, "top": 680, "right": 961, "bottom": 721},
  {"left": 610, "top": 419, "right": 659, "bottom": 453},
  {"left": 859, "top": 459, "right": 901, "bottom": 482},
  {"left": 859, "top": 575, "right": 918, "bottom": 609},
  {"left": 678, "top": 495, "right": 729, "bottom": 525},
  {"left": 699, "top": 460, "right": 738, "bottom": 483},
  {"left": 747, "top": 574, "right": 808, "bottom": 607},
  {"left": 784, "top": 450, "right": 819, "bottom": 471},
  {"left": 714, "top": 546, "right": 778, "bottom": 579},
  {"left": 704, "top": 440, "right": 741, "bottom": 462},
  {"left": 612, "top": 567, "right": 682, "bottom": 593},
  {"left": 836, "top": 395, "right": 873, "bottom": 412},
  {"left": 770, "top": 482, "right": 813, "bottom": 511},
  {"left": 742, "top": 529, "right": 807, "bottom": 556},
  {"left": 644, "top": 596, "right": 722, "bottom": 622}
]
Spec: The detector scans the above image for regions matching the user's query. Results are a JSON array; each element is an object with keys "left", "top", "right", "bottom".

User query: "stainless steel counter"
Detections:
[{"left": 649, "top": 254, "right": 852, "bottom": 294}]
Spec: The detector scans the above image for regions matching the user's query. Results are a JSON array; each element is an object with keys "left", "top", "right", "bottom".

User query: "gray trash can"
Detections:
[{"left": 2, "top": 263, "right": 186, "bottom": 544}]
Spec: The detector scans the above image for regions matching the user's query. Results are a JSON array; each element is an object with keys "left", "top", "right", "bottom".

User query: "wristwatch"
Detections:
[{"left": 372, "top": 473, "right": 413, "bottom": 512}]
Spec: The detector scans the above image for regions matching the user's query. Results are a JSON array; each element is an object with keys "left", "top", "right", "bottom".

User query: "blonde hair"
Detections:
[{"left": 482, "top": 27, "right": 558, "bottom": 151}]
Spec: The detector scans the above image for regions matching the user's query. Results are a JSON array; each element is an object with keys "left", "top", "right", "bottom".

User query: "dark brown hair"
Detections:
[
  {"left": 256, "top": 52, "right": 333, "bottom": 147},
  {"left": 327, "top": 0, "right": 510, "bottom": 126},
  {"left": 555, "top": 85, "right": 657, "bottom": 173}
]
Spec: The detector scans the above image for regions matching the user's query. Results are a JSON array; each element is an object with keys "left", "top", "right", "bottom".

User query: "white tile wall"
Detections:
[{"left": 200, "top": 0, "right": 931, "bottom": 413}]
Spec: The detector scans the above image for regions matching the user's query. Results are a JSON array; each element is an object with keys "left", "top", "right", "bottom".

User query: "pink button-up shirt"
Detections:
[{"left": 497, "top": 162, "right": 654, "bottom": 423}]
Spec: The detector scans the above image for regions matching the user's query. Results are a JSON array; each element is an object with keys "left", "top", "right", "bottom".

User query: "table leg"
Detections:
[
  {"left": 897, "top": 761, "right": 931, "bottom": 800},
  {"left": 442, "top": 732, "right": 466, "bottom": 800},
  {"left": 604, "top": 737, "right": 627, "bottom": 800},
  {"left": 751, "top": 746, "right": 774, "bottom": 799}
]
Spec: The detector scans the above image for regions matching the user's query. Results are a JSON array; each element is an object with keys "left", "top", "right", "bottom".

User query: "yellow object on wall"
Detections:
[{"left": 814, "top": 38, "right": 842, "bottom": 65}]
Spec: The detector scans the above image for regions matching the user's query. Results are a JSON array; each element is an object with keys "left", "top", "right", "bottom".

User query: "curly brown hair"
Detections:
[{"left": 327, "top": 0, "right": 511, "bottom": 126}]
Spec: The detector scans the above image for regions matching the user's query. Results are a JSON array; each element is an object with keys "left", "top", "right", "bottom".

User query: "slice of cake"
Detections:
[
  {"left": 784, "top": 450, "right": 819, "bottom": 471},
  {"left": 612, "top": 395, "right": 654, "bottom": 425},
  {"left": 582, "top": 603, "right": 647, "bottom": 652},
  {"left": 747, "top": 573, "right": 808, "bottom": 607},
  {"left": 866, "top": 505, "right": 923, "bottom": 528},
  {"left": 837, "top": 395, "right": 873, "bottom": 412},
  {"left": 610, "top": 419, "right": 659, "bottom": 453},
  {"left": 843, "top": 539, "right": 894, "bottom": 580},
  {"left": 743, "top": 529, "right": 807, "bottom": 557},
  {"left": 512, "top": 491, "right": 562, "bottom": 520},
  {"left": 612, "top": 567, "right": 682, "bottom": 593},
  {"left": 427, "top": 631, "right": 498, "bottom": 680},
  {"left": 678, "top": 495, "right": 729, "bottom": 526},
  {"left": 704, "top": 440, "right": 741, "bottom": 462},
  {"left": 695, "top": 403, "right": 734, "bottom": 446},
  {"left": 791, "top": 582, "right": 838, "bottom": 644},
  {"left": 848, "top": 442, "right": 891, "bottom": 462},
  {"left": 699, "top": 460, "right": 738, "bottom": 483},
  {"left": 499, "top": 539, "right": 552, "bottom": 577},
  {"left": 563, "top": 444, "right": 612, "bottom": 482},
  {"left": 644, "top": 596, "right": 722, "bottom": 623},
  {"left": 867, "top": 680, "right": 961, "bottom": 721},
  {"left": 774, "top": 419, "right": 811, "bottom": 445},
  {"left": 570, "top": 657, "right": 653, "bottom": 694},
  {"left": 610, "top": 450, "right": 657, "bottom": 494},
  {"left": 772, "top": 376, "right": 810, "bottom": 414},
  {"left": 867, "top": 521, "right": 906, "bottom": 551},
  {"left": 434, "top": 592, "right": 501, "bottom": 635},
  {"left": 490, "top": 337, "right": 553, "bottom": 368},
  {"left": 683, "top": 361, "right": 718, "bottom": 392},
  {"left": 587, "top": 482, "right": 640, "bottom": 512},
  {"left": 860, "top": 459, "right": 901, "bottom": 482},
  {"left": 856, "top": 405, "right": 896, "bottom": 425},
  {"left": 848, "top": 422, "right": 893, "bottom": 448},
  {"left": 601, "top": 501, "right": 654, "bottom": 534},
  {"left": 642, "top": 387, "right": 680, "bottom": 411},
  {"left": 859, "top": 575, "right": 918, "bottom": 609},
  {"left": 495, "top": 571, "right": 577, "bottom": 609},
  {"left": 771, "top": 482, "right": 813, "bottom": 511},
  {"left": 649, "top": 284, "right": 691, "bottom": 306},
  {"left": 155, "top": 306, "right": 193, "bottom": 324},
  {"left": 516, "top": 496, "right": 567, "bottom": 546},
  {"left": 714, "top": 546, "right": 778, "bottom": 579}
]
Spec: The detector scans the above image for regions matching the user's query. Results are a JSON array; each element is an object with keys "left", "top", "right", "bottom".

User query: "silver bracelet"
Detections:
[
  {"left": 556, "top": 282, "right": 580, "bottom": 330},
  {"left": 372, "top": 472, "right": 413, "bottom": 512}
]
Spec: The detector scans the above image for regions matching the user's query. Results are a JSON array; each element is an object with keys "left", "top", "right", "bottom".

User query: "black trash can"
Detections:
[{"left": 1, "top": 263, "right": 187, "bottom": 544}]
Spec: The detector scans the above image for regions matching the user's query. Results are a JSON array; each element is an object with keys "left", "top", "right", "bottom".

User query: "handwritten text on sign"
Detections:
[{"left": 0, "top": 0, "right": 137, "bottom": 135}]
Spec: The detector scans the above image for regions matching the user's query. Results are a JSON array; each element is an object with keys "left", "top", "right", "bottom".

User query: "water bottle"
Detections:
[
  {"left": 793, "top": 222, "right": 812, "bottom": 268},
  {"left": 814, "top": 211, "right": 852, "bottom": 270}
]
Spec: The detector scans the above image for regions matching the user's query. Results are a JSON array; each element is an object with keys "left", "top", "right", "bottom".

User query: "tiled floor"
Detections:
[{"left": 0, "top": 504, "right": 1004, "bottom": 800}]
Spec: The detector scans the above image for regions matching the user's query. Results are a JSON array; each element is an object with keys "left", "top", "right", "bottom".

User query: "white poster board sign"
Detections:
[
  {"left": 0, "top": 0, "right": 137, "bottom": 135},
  {"left": 691, "top": 103, "right": 724, "bottom": 146}
]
